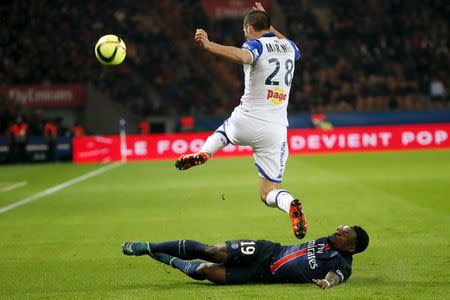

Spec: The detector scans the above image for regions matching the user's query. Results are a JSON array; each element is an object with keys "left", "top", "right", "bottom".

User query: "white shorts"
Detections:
[{"left": 216, "top": 109, "right": 288, "bottom": 183}]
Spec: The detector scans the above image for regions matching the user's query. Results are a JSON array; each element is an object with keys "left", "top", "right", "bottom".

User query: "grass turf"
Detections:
[{"left": 0, "top": 150, "right": 449, "bottom": 299}]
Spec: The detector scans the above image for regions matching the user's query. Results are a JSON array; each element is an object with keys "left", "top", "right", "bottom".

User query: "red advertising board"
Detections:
[
  {"left": 0, "top": 84, "right": 86, "bottom": 108},
  {"left": 73, "top": 124, "right": 450, "bottom": 163},
  {"left": 201, "top": 0, "right": 271, "bottom": 18}
]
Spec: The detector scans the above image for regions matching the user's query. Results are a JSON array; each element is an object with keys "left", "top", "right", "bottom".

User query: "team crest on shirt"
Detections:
[{"left": 266, "top": 87, "right": 287, "bottom": 105}]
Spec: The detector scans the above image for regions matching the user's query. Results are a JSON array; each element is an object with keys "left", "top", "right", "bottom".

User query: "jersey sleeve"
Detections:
[
  {"left": 330, "top": 257, "right": 352, "bottom": 283},
  {"left": 241, "top": 39, "right": 263, "bottom": 64},
  {"left": 288, "top": 40, "right": 301, "bottom": 61}
]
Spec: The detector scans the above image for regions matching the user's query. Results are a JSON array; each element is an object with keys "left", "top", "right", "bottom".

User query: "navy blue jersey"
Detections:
[{"left": 270, "top": 237, "right": 352, "bottom": 283}]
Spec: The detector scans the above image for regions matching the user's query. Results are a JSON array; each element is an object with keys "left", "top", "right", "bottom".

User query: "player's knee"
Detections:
[
  {"left": 196, "top": 262, "right": 226, "bottom": 284},
  {"left": 205, "top": 244, "right": 228, "bottom": 263},
  {"left": 195, "top": 263, "right": 209, "bottom": 276}
]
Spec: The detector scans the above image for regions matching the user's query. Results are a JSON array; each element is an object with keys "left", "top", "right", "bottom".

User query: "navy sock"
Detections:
[
  {"left": 149, "top": 240, "right": 207, "bottom": 260},
  {"left": 171, "top": 259, "right": 205, "bottom": 280}
]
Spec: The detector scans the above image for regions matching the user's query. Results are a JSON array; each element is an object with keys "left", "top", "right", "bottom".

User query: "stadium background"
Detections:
[{"left": 0, "top": 0, "right": 449, "bottom": 299}]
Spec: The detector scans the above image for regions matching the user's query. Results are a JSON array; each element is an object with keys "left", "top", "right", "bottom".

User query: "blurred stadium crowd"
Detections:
[{"left": 0, "top": 0, "right": 449, "bottom": 136}]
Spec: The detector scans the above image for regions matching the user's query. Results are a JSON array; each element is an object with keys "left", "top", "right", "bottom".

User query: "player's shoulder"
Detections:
[
  {"left": 242, "top": 39, "right": 264, "bottom": 63},
  {"left": 242, "top": 38, "right": 263, "bottom": 49}
]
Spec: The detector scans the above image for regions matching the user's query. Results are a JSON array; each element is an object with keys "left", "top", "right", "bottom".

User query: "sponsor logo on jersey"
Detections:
[
  {"left": 307, "top": 240, "right": 319, "bottom": 269},
  {"left": 267, "top": 87, "right": 287, "bottom": 105},
  {"left": 317, "top": 243, "right": 325, "bottom": 254}
]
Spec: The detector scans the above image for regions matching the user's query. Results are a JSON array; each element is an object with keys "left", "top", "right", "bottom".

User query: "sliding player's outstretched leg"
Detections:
[
  {"left": 175, "top": 152, "right": 209, "bottom": 170},
  {"left": 122, "top": 240, "right": 228, "bottom": 263},
  {"left": 122, "top": 240, "right": 228, "bottom": 283}
]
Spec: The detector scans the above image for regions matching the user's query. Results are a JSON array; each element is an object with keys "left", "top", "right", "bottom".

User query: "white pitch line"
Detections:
[
  {"left": 0, "top": 181, "right": 28, "bottom": 192},
  {"left": 0, "top": 162, "right": 123, "bottom": 214}
]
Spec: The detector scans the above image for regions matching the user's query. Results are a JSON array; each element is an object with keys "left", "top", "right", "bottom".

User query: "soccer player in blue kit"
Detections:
[
  {"left": 175, "top": 2, "right": 307, "bottom": 240},
  {"left": 122, "top": 225, "right": 369, "bottom": 288}
]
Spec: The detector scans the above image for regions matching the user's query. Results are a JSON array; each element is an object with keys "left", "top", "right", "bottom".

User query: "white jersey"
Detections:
[{"left": 237, "top": 32, "right": 301, "bottom": 126}]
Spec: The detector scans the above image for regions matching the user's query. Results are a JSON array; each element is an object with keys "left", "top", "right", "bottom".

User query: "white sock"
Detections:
[
  {"left": 266, "top": 189, "right": 294, "bottom": 213},
  {"left": 200, "top": 131, "right": 229, "bottom": 156}
]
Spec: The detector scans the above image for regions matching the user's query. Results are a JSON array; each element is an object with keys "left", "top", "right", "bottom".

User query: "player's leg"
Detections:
[
  {"left": 262, "top": 178, "right": 307, "bottom": 239},
  {"left": 122, "top": 241, "right": 228, "bottom": 283},
  {"left": 122, "top": 240, "right": 228, "bottom": 263},
  {"left": 150, "top": 241, "right": 228, "bottom": 263},
  {"left": 150, "top": 252, "right": 227, "bottom": 283},
  {"left": 259, "top": 177, "right": 287, "bottom": 211},
  {"left": 253, "top": 124, "right": 308, "bottom": 239},
  {"left": 175, "top": 122, "right": 230, "bottom": 170},
  {"left": 175, "top": 111, "right": 251, "bottom": 171}
]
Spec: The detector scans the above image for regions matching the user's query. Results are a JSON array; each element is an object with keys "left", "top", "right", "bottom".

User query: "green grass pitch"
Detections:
[{"left": 0, "top": 150, "right": 449, "bottom": 299}]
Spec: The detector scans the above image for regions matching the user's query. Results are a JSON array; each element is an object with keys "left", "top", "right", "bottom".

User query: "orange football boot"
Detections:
[
  {"left": 175, "top": 152, "right": 209, "bottom": 170},
  {"left": 289, "top": 199, "right": 308, "bottom": 239}
]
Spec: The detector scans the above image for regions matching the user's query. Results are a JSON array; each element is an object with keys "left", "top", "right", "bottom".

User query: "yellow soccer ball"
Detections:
[{"left": 94, "top": 34, "right": 126, "bottom": 66}]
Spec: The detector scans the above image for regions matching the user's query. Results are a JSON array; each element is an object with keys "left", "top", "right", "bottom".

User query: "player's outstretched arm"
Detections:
[
  {"left": 195, "top": 29, "right": 253, "bottom": 64},
  {"left": 312, "top": 271, "right": 341, "bottom": 289},
  {"left": 252, "top": 2, "right": 287, "bottom": 39}
]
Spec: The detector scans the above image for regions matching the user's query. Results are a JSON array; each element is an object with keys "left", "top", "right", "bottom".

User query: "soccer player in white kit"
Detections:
[{"left": 176, "top": 2, "right": 307, "bottom": 239}]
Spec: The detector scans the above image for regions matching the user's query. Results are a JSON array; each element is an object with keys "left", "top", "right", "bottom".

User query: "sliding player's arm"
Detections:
[
  {"left": 312, "top": 271, "right": 342, "bottom": 289},
  {"left": 252, "top": 2, "right": 287, "bottom": 39},
  {"left": 195, "top": 29, "right": 253, "bottom": 65}
]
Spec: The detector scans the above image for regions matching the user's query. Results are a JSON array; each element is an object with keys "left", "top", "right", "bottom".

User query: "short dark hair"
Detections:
[
  {"left": 353, "top": 225, "right": 369, "bottom": 254},
  {"left": 244, "top": 10, "right": 271, "bottom": 31}
]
